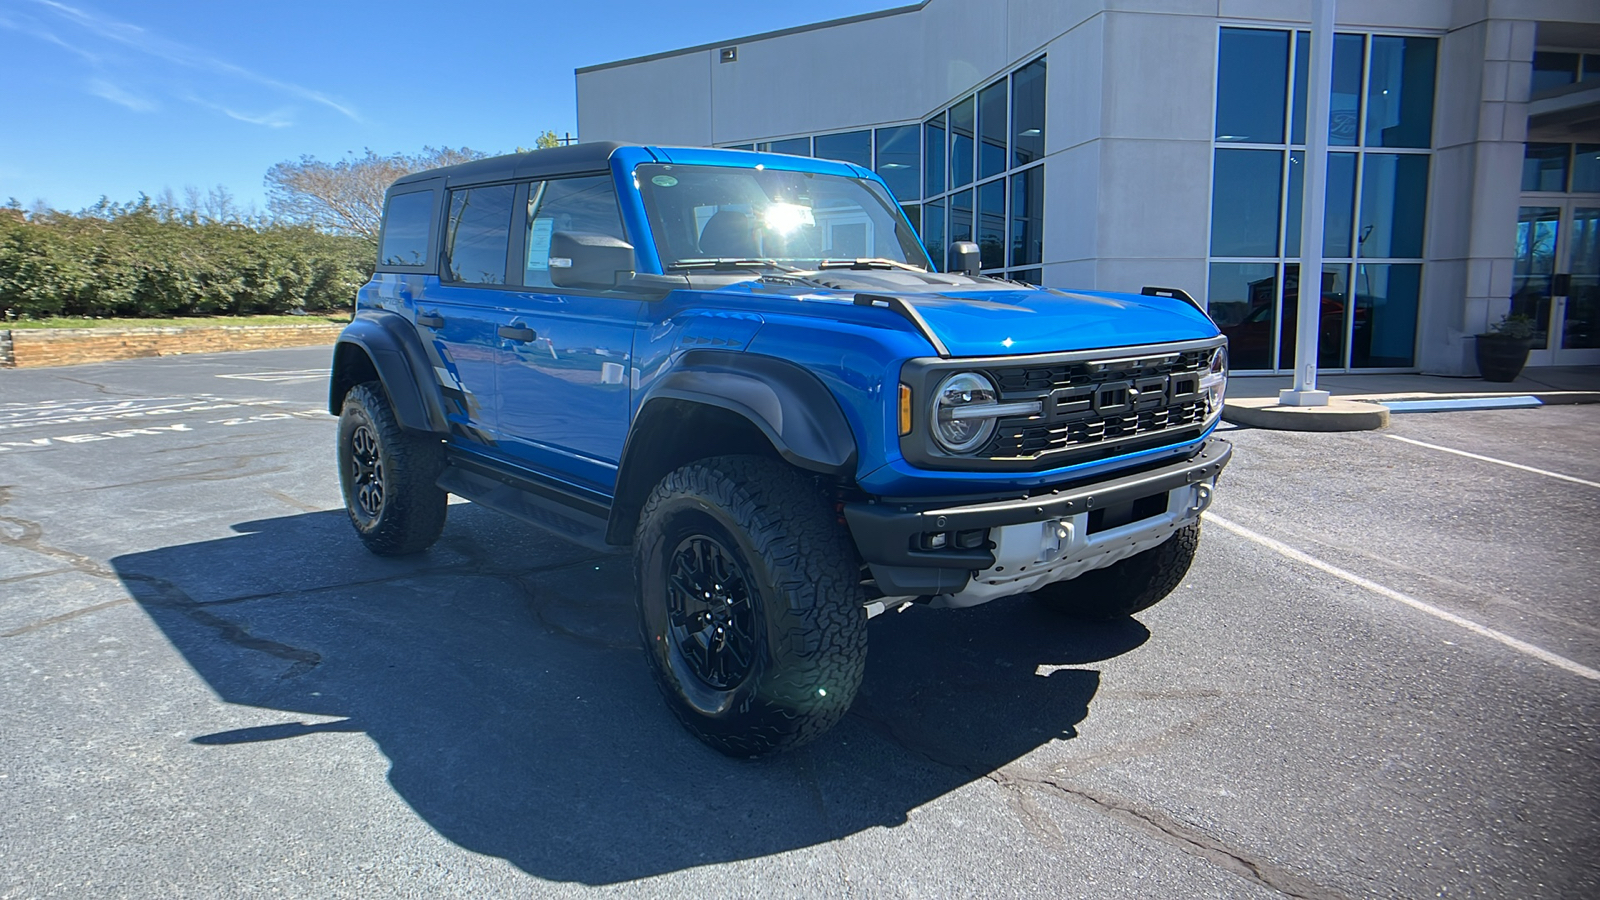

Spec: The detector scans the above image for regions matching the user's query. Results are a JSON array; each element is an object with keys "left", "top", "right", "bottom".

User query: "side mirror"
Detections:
[
  {"left": 948, "top": 241, "right": 980, "bottom": 276},
  {"left": 549, "top": 231, "right": 635, "bottom": 290}
]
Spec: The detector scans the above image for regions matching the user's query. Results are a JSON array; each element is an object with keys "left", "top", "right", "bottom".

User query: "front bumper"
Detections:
[{"left": 843, "top": 439, "right": 1232, "bottom": 602}]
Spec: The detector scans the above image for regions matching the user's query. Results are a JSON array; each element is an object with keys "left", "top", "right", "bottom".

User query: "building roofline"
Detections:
[{"left": 574, "top": 2, "right": 930, "bottom": 75}]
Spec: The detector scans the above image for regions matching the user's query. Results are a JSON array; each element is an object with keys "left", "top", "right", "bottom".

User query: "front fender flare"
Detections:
[{"left": 636, "top": 350, "right": 857, "bottom": 475}]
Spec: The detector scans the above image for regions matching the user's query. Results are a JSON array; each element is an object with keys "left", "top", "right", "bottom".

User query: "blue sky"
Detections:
[{"left": 0, "top": 0, "right": 895, "bottom": 214}]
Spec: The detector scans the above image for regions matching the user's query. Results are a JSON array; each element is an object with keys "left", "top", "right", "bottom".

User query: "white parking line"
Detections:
[
  {"left": 216, "top": 369, "right": 328, "bottom": 383},
  {"left": 1384, "top": 434, "right": 1600, "bottom": 489},
  {"left": 1203, "top": 512, "right": 1600, "bottom": 683}
]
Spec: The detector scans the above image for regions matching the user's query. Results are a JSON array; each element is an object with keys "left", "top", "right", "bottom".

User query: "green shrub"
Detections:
[{"left": 0, "top": 201, "right": 372, "bottom": 320}]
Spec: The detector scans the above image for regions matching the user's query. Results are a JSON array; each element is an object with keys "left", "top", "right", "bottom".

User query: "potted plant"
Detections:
[{"left": 1474, "top": 314, "right": 1535, "bottom": 382}]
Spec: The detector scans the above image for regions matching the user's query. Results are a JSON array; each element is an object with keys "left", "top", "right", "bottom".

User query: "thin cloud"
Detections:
[
  {"left": 87, "top": 77, "right": 158, "bottom": 112},
  {"left": 27, "top": 0, "right": 361, "bottom": 122},
  {"left": 182, "top": 94, "right": 294, "bottom": 129},
  {"left": 0, "top": 11, "right": 101, "bottom": 62}
]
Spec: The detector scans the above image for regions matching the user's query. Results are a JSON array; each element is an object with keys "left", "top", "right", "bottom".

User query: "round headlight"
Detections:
[{"left": 932, "top": 372, "right": 999, "bottom": 453}]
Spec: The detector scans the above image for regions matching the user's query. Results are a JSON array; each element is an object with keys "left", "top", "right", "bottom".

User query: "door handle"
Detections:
[
  {"left": 416, "top": 311, "right": 444, "bottom": 328},
  {"left": 498, "top": 324, "right": 538, "bottom": 342}
]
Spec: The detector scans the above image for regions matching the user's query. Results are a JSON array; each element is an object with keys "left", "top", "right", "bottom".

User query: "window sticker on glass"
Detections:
[
  {"left": 527, "top": 218, "right": 554, "bottom": 270},
  {"left": 652, "top": 175, "right": 679, "bottom": 187}
]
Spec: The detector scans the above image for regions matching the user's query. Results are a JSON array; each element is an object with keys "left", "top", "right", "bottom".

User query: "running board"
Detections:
[{"left": 437, "top": 455, "right": 618, "bottom": 554}]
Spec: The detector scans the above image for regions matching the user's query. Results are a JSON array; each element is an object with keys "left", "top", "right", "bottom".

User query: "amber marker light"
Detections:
[{"left": 898, "top": 383, "right": 913, "bottom": 436}]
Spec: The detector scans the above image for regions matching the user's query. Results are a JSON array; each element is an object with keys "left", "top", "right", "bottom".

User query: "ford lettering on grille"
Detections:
[{"left": 985, "top": 349, "right": 1211, "bottom": 463}]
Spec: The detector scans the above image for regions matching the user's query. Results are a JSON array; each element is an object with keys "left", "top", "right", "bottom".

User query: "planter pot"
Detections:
[{"left": 1474, "top": 334, "right": 1533, "bottom": 382}]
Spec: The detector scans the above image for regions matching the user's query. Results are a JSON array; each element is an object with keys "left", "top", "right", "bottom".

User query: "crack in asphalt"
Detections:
[
  {"left": 1018, "top": 774, "right": 1351, "bottom": 900},
  {"left": 847, "top": 703, "right": 1348, "bottom": 900},
  {"left": 119, "top": 571, "right": 323, "bottom": 679}
]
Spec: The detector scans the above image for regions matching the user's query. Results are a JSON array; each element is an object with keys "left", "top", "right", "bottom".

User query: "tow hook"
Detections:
[{"left": 1189, "top": 482, "right": 1214, "bottom": 515}]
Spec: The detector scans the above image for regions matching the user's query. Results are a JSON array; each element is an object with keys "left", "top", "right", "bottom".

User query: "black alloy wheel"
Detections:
[
  {"left": 348, "top": 423, "right": 386, "bottom": 521},
  {"left": 666, "top": 534, "right": 758, "bottom": 692}
]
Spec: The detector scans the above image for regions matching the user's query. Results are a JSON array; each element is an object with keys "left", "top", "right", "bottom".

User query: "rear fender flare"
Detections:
[{"left": 328, "top": 310, "right": 449, "bottom": 434}]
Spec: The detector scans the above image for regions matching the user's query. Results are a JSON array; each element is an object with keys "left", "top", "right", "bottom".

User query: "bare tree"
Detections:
[{"left": 264, "top": 146, "right": 490, "bottom": 244}]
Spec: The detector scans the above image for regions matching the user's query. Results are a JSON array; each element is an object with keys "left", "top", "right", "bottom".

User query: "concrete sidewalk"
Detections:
[{"left": 1222, "top": 366, "right": 1600, "bottom": 431}]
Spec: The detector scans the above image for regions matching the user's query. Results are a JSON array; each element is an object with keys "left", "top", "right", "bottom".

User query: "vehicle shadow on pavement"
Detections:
[{"left": 111, "top": 505, "right": 1148, "bottom": 885}]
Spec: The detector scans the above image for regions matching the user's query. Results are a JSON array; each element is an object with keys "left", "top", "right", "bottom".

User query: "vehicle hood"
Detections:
[
  {"left": 748, "top": 271, "right": 1219, "bottom": 357},
  {"left": 897, "top": 288, "right": 1217, "bottom": 357}
]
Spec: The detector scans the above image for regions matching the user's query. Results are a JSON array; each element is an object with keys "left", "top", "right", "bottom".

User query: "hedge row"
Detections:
[{"left": 0, "top": 204, "right": 373, "bottom": 319}]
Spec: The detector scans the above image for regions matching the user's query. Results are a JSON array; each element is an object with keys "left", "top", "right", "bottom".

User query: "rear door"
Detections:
[
  {"left": 495, "top": 174, "right": 644, "bottom": 493},
  {"left": 414, "top": 182, "right": 520, "bottom": 446}
]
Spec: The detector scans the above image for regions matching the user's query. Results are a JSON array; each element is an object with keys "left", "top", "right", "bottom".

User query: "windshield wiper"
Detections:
[
  {"left": 666, "top": 258, "right": 802, "bottom": 273},
  {"left": 814, "top": 258, "right": 928, "bottom": 272}
]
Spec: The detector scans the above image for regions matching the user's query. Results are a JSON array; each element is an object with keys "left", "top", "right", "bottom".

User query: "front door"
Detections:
[
  {"left": 495, "top": 174, "right": 643, "bottom": 495},
  {"left": 1512, "top": 202, "right": 1600, "bottom": 366}
]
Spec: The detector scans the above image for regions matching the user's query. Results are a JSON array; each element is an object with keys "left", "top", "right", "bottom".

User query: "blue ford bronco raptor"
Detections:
[{"left": 329, "top": 142, "right": 1230, "bottom": 757}]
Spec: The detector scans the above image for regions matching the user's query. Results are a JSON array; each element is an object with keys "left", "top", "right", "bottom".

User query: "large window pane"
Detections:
[
  {"left": 949, "top": 188, "right": 973, "bottom": 270},
  {"left": 1009, "top": 268, "right": 1041, "bottom": 285},
  {"left": 1012, "top": 58, "right": 1046, "bottom": 166},
  {"left": 814, "top": 130, "right": 871, "bottom": 168},
  {"left": 1365, "top": 36, "right": 1436, "bottom": 148},
  {"left": 924, "top": 113, "right": 946, "bottom": 198},
  {"left": 757, "top": 137, "right": 811, "bottom": 156},
  {"left": 1210, "top": 149, "right": 1284, "bottom": 257},
  {"left": 1280, "top": 263, "right": 1349, "bottom": 369},
  {"left": 875, "top": 125, "right": 920, "bottom": 201},
  {"left": 1512, "top": 206, "right": 1560, "bottom": 350},
  {"left": 922, "top": 200, "right": 946, "bottom": 271},
  {"left": 1574, "top": 145, "right": 1600, "bottom": 193},
  {"left": 1209, "top": 262, "right": 1278, "bottom": 370},
  {"left": 1358, "top": 154, "right": 1429, "bottom": 258},
  {"left": 1216, "top": 28, "right": 1289, "bottom": 144},
  {"left": 444, "top": 184, "right": 515, "bottom": 285},
  {"left": 1011, "top": 166, "right": 1043, "bottom": 267},
  {"left": 524, "top": 176, "right": 624, "bottom": 288},
  {"left": 978, "top": 81, "right": 1008, "bottom": 180},
  {"left": 1523, "top": 143, "right": 1570, "bottom": 192},
  {"left": 1285, "top": 151, "right": 1358, "bottom": 257},
  {"left": 379, "top": 190, "right": 434, "bottom": 267},
  {"left": 1295, "top": 33, "right": 1366, "bottom": 146},
  {"left": 977, "top": 179, "right": 1005, "bottom": 269},
  {"left": 1352, "top": 263, "right": 1420, "bottom": 367},
  {"left": 1562, "top": 207, "right": 1599, "bottom": 350},
  {"left": 950, "top": 96, "right": 976, "bottom": 187},
  {"left": 1532, "top": 51, "right": 1580, "bottom": 94}
]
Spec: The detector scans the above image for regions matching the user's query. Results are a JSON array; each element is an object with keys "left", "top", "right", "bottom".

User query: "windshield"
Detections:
[{"left": 633, "top": 163, "right": 929, "bottom": 271}]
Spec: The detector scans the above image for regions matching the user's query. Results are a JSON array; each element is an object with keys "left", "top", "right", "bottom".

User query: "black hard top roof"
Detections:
[{"left": 388, "top": 141, "right": 637, "bottom": 192}]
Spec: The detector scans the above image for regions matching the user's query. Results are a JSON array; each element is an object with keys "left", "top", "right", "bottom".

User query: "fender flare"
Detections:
[
  {"left": 327, "top": 309, "right": 449, "bottom": 434},
  {"left": 605, "top": 350, "right": 859, "bottom": 545},
  {"left": 632, "top": 349, "right": 858, "bottom": 475}
]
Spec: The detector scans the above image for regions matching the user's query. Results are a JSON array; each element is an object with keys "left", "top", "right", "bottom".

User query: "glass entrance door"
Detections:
[{"left": 1513, "top": 202, "right": 1600, "bottom": 366}]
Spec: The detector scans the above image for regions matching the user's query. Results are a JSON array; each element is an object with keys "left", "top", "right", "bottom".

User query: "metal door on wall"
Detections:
[{"left": 1512, "top": 201, "right": 1600, "bottom": 366}]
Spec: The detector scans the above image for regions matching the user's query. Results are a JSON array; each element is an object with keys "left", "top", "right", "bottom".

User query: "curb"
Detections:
[
  {"left": 1223, "top": 397, "right": 1390, "bottom": 432},
  {"left": 2, "top": 322, "right": 343, "bottom": 369}
]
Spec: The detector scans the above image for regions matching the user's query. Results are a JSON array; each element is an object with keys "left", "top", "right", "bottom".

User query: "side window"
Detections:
[
  {"left": 443, "top": 184, "right": 515, "bottom": 285},
  {"left": 524, "top": 175, "right": 626, "bottom": 288},
  {"left": 378, "top": 190, "right": 435, "bottom": 268}
]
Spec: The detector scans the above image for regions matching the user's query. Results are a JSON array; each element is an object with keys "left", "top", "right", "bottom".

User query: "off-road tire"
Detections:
[
  {"left": 1031, "top": 522, "right": 1201, "bottom": 620},
  {"left": 338, "top": 382, "right": 447, "bottom": 556},
  {"left": 635, "top": 455, "right": 867, "bottom": 757}
]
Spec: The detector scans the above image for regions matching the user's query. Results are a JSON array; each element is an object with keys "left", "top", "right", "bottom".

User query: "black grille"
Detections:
[{"left": 980, "top": 348, "right": 1213, "bottom": 463}]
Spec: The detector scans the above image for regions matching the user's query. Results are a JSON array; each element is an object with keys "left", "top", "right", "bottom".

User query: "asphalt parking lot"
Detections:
[{"left": 2, "top": 346, "right": 1596, "bottom": 899}]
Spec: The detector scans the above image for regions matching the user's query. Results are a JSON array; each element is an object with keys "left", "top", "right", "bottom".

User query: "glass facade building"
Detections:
[
  {"left": 1207, "top": 28, "right": 1438, "bottom": 371},
  {"left": 576, "top": 0, "right": 1600, "bottom": 375}
]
